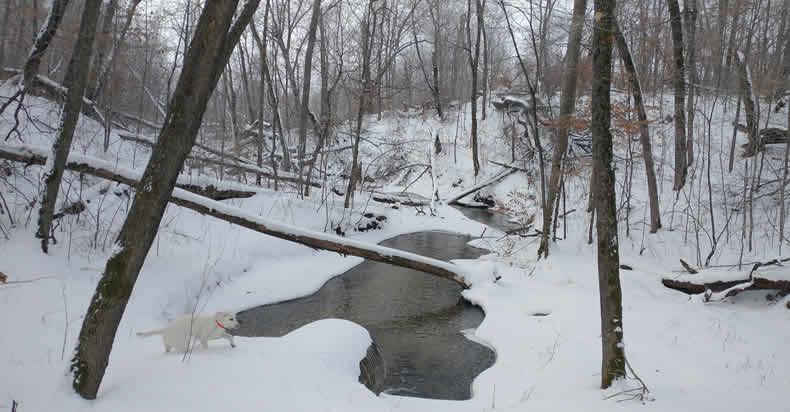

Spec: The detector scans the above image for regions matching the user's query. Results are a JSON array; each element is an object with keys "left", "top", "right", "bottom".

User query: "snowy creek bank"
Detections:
[{"left": 233, "top": 231, "right": 496, "bottom": 400}]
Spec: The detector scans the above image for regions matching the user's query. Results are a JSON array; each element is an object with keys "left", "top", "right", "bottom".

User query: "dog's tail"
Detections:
[{"left": 136, "top": 329, "right": 164, "bottom": 337}]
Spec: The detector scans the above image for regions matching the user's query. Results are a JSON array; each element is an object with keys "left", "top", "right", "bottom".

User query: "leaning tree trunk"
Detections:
[
  {"left": 538, "top": 0, "right": 586, "bottom": 258},
  {"left": 613, "top": 20, "right": 661, "bottom": 233},
  {"left": 591, "top": 0, "right": 627, "bottom": 389},
  {"left": 70, "top": 0, "right": 260, "bottom": 399},
  {"left": 36, "top": 0, "right": 103, "bottom": 253},
  {"left": 668, "top": 0, "right": 688, "bottom": 190}
]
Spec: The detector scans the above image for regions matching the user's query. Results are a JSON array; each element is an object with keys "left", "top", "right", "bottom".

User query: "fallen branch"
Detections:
[
  {"left": 0, "top": 144, "right": 256, "bottom": 200},
  {"left": 117, "top": 132, "right": 319, "bottom": 188},
  {"left": 446, "top": 168, "right": 518, "bottom": 205},
  {"left": 0, "top": 144, "right": 473, "bottom": 288}
]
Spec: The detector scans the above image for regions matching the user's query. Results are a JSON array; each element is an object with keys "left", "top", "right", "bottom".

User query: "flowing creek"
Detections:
[{"left": 235, "top": 207, "right": 515, "bottom": 400}]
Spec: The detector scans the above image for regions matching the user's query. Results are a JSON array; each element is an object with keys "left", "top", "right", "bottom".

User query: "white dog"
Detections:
[{"left": 136, "top": 311, "right": 240, "bottom": 353}]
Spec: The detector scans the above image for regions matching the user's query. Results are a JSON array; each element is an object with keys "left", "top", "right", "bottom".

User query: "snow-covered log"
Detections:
[
  {"left": 116, "top": 132, "right": 320, "bottom": 188},
  {"left": 446, "top": 167, "right": 517, "bottom": 205},
  {"left": 0, "top": 144, "right": 472, "bottom": 288},
  {"left": 662, "top": 259, "right": 790, "bottom": 297},
  {"left": 0, "top": 144, "right": 256, "bottom": 201}
]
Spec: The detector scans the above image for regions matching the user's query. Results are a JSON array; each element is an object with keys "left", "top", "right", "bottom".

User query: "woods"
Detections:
[{"left": 1, "top": 0, "right": 790, "bottom": 407}]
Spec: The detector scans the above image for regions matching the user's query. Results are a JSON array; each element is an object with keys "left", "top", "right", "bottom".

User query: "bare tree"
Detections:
[
  {"left": 684, "top": 0, "right": 697, "bottom": 167},
  {"left": 0, "top": 0, "right": 70, "bottom": 118},
  {"left": 613, "top": 20, "right": 661, "bottom": 233},
  {"left": 466, "top": 0, "right": 485, "bottom": 177},
  {"left": 538, "top": 0, "right": 586, "bottom": 258},
  {"left": 70, "top": 0, "right": 261, "bottom": 399},
  {"left": 36, "top": 0, "right": 104, "bottom": 253},
  {"left": 298, "top": 0, "right": 322, "bottom": 192},
  {"left": 591, "top": 0, "right": 627, "bottom": 389},
  {"left": 668, "top": 0, "right": 687, "bottom": 190}
]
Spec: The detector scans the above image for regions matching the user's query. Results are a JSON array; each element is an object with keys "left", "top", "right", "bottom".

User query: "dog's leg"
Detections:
[
  {"left": 224, "top": 333, "right": 236, "bottom": 348},
  {"left": 200, "top": 337, "right": 209, "bottom": 349}
]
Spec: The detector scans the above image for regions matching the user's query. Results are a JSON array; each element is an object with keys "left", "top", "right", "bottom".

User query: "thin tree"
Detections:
[
  {"left": 345, "top": 0, "right": 377, "bottom": 208},
  {"left": 465, "top": 0, "right": 485, "bottom": 177},
  {"left": 297, "top": 0, "right": 322, "bottom": 193},
  {"left": 591, "top": 0, "right": 627, "bottom": 388},
  {"left": 613, "top": 20, "right": 661, "bottom": 233},
  {"left": 668, "top": 0, "right": 687, "bottom": 190},
  {"left": 538, "top": 0, "right": 586, "bottom": 258},
  {"left": 684, "top": 0, "right": 697, "bottom": 168},
  {"left": 36, "top": 0, "right": 103, "bottom": 253},
  {"left": 70, "top": 0, "right": 261, "bottom": 399},
  {"left": 0, "top": 0, "right": 71, "bottom": 118}
]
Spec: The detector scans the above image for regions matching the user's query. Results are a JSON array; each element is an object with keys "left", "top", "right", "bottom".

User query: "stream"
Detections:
[{"left": 234, "top": 207, "right": 514, "bottom": 400}]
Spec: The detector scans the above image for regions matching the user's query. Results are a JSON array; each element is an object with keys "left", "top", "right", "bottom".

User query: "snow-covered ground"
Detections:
[{"left": 1, "top": 87, "right": 789, "bottom": 411}]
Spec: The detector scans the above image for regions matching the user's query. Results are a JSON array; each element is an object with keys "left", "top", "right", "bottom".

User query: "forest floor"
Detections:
[{"left": 1, "top": 86, "right": 789, "bottom": 411}]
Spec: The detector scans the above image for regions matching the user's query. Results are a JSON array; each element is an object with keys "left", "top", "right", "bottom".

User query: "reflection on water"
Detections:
[{"left": 234, "top": 231, "right": 495, "bottom": 400}]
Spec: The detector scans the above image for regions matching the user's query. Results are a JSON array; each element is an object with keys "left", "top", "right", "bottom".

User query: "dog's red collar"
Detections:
[{"left": 216, "top": 320, "right": 226, "bottom": 329}]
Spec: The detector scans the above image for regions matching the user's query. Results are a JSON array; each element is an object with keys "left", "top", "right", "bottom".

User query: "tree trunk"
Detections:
[
  {"left": 23, "top": 0, "right": 71, "bottom": 90},
  {"left": 613, "top": 20, "right": 661, "bottom": 233},
  {"left": 36, "top": 0, "right": 103, "bottom": 253},
  {"left": 345, "top": 0, "right": 377, "bottom": 208},
  {"left": 591, "top": 0, "right": 626, "bottom": 389},
  {"left": 466, "top": 0, "right": 484, "bottom": 177},
  {"left": 90, "top": 0, "right": 142, "bottom": 100},
  {"left": 298, "top": 0, "right": 322, "bottom": 193},
  {"left": 249, "top": 7, "right": 290, "bottom": 179},
  {"left": 538, "top": 0, "right": 586, "bottom": 258},
  {"left": 684, "top": 0, "right": 697, "bottom": 167},
  {"left": 70, "top": 0, "right": 260, "bottom": 399},
  {"left": 668, "top": 0, "right": 687, "bottom": 191}
]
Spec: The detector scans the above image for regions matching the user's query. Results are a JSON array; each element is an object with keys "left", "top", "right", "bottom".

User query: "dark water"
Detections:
[
  {"left": 454, "top": 204, "right": 521, "bottom": 233},
  {"left": 234, "top": 231, "right": 496, "bottom": 400}
]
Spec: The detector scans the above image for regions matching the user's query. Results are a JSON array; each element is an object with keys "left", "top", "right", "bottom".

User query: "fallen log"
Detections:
[
  {"left": 0, "top": 144, "right": 473, "bottom": 288},
  {"left": 0, "top": 144, "right": 256, "bottom": 201},
  {"left": 116, "top": 132, "right": 320, "bottom": 188},
  {"left": 446, "top": 167, "right": 517, "bottom": 205},
  {"left": 662, "top": 258, "right": 790, "bottom": 298}
]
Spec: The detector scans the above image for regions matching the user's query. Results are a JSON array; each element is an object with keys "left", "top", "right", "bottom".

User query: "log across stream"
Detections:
[{"left": 233, "top": 231, "right": 496, "bottom": 400}]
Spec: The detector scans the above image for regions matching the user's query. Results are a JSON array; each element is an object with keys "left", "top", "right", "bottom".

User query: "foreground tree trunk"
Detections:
[
  {"left": 538, "top": 0, "right": 586, "bottom": 258},
  {"left": 668, "top": 0, "right": 687, "bottom": 190},
  {"left": 613, "top": 20, "right": 661, "bottom": 233},
  {"left": 36, "top": 0, "right": 103, "bottom": 253},
  {"left": 591, "top": 0, "right": 627, "bottom": 389},
  {"left": 70, "top": 0, "right": 260, "bottom": 399}
]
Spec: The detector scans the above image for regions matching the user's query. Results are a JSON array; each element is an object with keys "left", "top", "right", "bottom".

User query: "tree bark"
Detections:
[
  {"left": 538, "top": 0, "right": 586, "bottom": 257},
  {"left": 613, "top": 20, "right": 661, "bottom": 233},
  {"left": 591, "top": 0, "right": 626, "bottom": 389},
  {"left": 36, "top": 0, "right": 103, "bottom": 253},
  {"left": 69, "top": 0, "right": 261, "bottom": 399},
  {"left": 684, "top": 0, "right": 697, "bottom": 167},
  {"left": 668, "top": 0, "right": 688, "bottom": 190}
]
